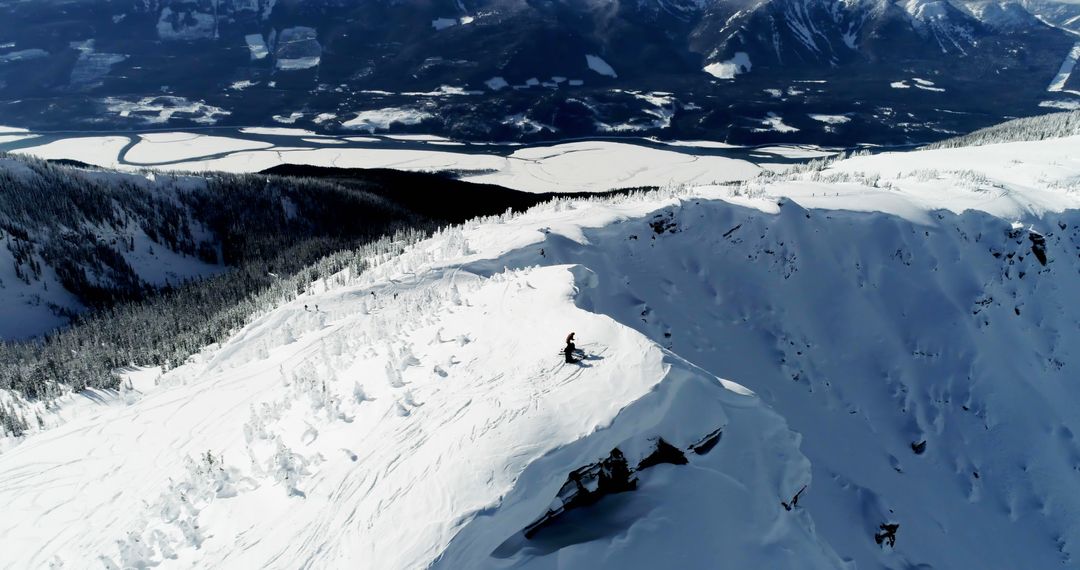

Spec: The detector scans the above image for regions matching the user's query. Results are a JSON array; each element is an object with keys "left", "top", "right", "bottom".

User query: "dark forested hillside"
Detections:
[
  {"left": 922, "top": 110, "right": 1080, "bottom": 149},
  {"left": 0, "top": 155, "right": 419, "bottom": 313}
]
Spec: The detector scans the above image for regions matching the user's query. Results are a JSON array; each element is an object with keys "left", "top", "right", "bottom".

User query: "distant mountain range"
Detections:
[{"left": 0, "top": 0, "right": 1077, "bottom": 143}]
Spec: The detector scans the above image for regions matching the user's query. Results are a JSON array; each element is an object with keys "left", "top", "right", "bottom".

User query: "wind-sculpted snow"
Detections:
[
  {"left": 480, "top": 199, "right": 1080, "bottom": 568},
  {"left": 3, "top": 136, "right": 1080, "bottom": 567},
  {"left": 0, "top": 247, "right": 838, "bottom": 568}
]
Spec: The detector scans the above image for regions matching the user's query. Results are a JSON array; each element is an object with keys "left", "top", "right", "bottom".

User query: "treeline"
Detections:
[
  {"left": 0, "top": 154, "right": 415, "bottom": 309},
  {"left": 923, "top": 110, "right": 1080, "bottom": 150},
  {"left": 0, "top": 156, "right": 601, "bottom": 435},
  {"left": 0, "top": 229, "right": 427, "bottom": 406},
  {"left": 0, "top": 155, "right": 436, "bottom": 417}
]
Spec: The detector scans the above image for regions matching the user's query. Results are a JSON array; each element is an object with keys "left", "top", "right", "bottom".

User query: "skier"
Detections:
[{"left": 564, "top": 332, "right": 578, "bottom": 363}]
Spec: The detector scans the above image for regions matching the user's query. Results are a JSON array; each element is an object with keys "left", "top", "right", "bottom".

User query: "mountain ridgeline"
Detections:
[
  {"left": 0, "top": 0, "right": 1077, "bottom": 143},
  {"left": 0, "top": 155, "right": 614, "bottom": 432},
  {"left": 922, "top": 108, "right": 1080, "bottom": 148}
]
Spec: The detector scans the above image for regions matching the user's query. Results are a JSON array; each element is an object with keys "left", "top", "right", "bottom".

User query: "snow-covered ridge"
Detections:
[
  {"left": 0, "top": 200, "right": 842, "bottom": 568},
  {"left": 965, "top": 0, "right": 1041, "bottom": 31},
  {"left": 3, "top": 131, "right": 1080, "bottom": 567}
]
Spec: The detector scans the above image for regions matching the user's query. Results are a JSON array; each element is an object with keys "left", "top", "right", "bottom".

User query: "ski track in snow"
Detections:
[{"left": 2, "top": 136, "right": 1080, "bottom": 568}]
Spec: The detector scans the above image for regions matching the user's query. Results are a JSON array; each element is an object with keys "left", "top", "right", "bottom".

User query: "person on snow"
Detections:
[{"left": 564, "top": 332, "right": 578, "bottom": 363}]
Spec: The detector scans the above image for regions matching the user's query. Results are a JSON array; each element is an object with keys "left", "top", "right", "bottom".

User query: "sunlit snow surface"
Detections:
[
  {"left": 126, "top": 132, "right": 273, "bottom": 164},
  {"left": 2, "top": 136, "right": 1080, "bottom": 568},
  {"left": 11, "top": 135, "right": 764, "bottom": 193},
  {"left": 703, "top": 52, "right": 752, "bottom": 79},
  {"left": 1048, "top": 41, "right": 1080, "bottom": 95},
  {"left": 585, "top": 55, "right": 617, "bottom": 78}
]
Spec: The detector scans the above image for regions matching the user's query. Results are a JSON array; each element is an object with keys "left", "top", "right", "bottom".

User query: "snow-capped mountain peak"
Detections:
[{"left": 964, "top": 1, "right": 1042, "bottom": 31}]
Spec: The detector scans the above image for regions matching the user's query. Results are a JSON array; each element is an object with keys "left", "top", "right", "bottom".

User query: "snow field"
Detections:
[
  {"left": 753, "top": 112, "right": 799, "bottom": 133},
  {"left": 466, "top": 141, "right": 761, "bottom": 192},
  {"left": 126, "top": 133, "right": 273, "bottom": 165},
  {"left": 808, "top": 114, "right": 851, "bottom": 125},
  {"left": 13, "top": 137, "right": 762, "bottom": 194},
  {"left": 12, "top": 136, "right": 130, "bottom": 170},
  {"left": 585, "top": 55, "right": 617, "bottom": 78},
  {"left": 819, "top": 135, "right": 1080, "bottom": 219},
  {"left": 703, "top": 52, "right": 752, "bottom": 79},
  {"left": 342, "top": 108, "right": 435, "bottom": 133},
  {"left": 0, "top": 231, "right": 835, "bottom": 568}
]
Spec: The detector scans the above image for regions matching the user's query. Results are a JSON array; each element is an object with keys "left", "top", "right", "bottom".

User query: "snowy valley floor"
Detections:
[
  {"left": 2, "top": 130, "right": 802, "bottom": 193},
  {"left": 2, "top": 135, "right": 1080, "bottom": 568}
]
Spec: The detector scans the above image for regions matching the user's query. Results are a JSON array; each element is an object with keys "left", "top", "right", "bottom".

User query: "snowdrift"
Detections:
[{"left": 3, "top": 134, "right": 1080, "bottom": 568}]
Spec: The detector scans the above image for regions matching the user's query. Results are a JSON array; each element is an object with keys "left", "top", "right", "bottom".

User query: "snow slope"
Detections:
[
  {"left": 3, "top": 134, "right": 1080, "bottom": 568},
  {"left": 0, "top": 238, "right": 81, "bottom": 339},
  {"left": 1048, "top": 41, "right": 1080, "bottom": 94},
  {"left": 0, "top": 224, "right": 840, "bottom": 569}
]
